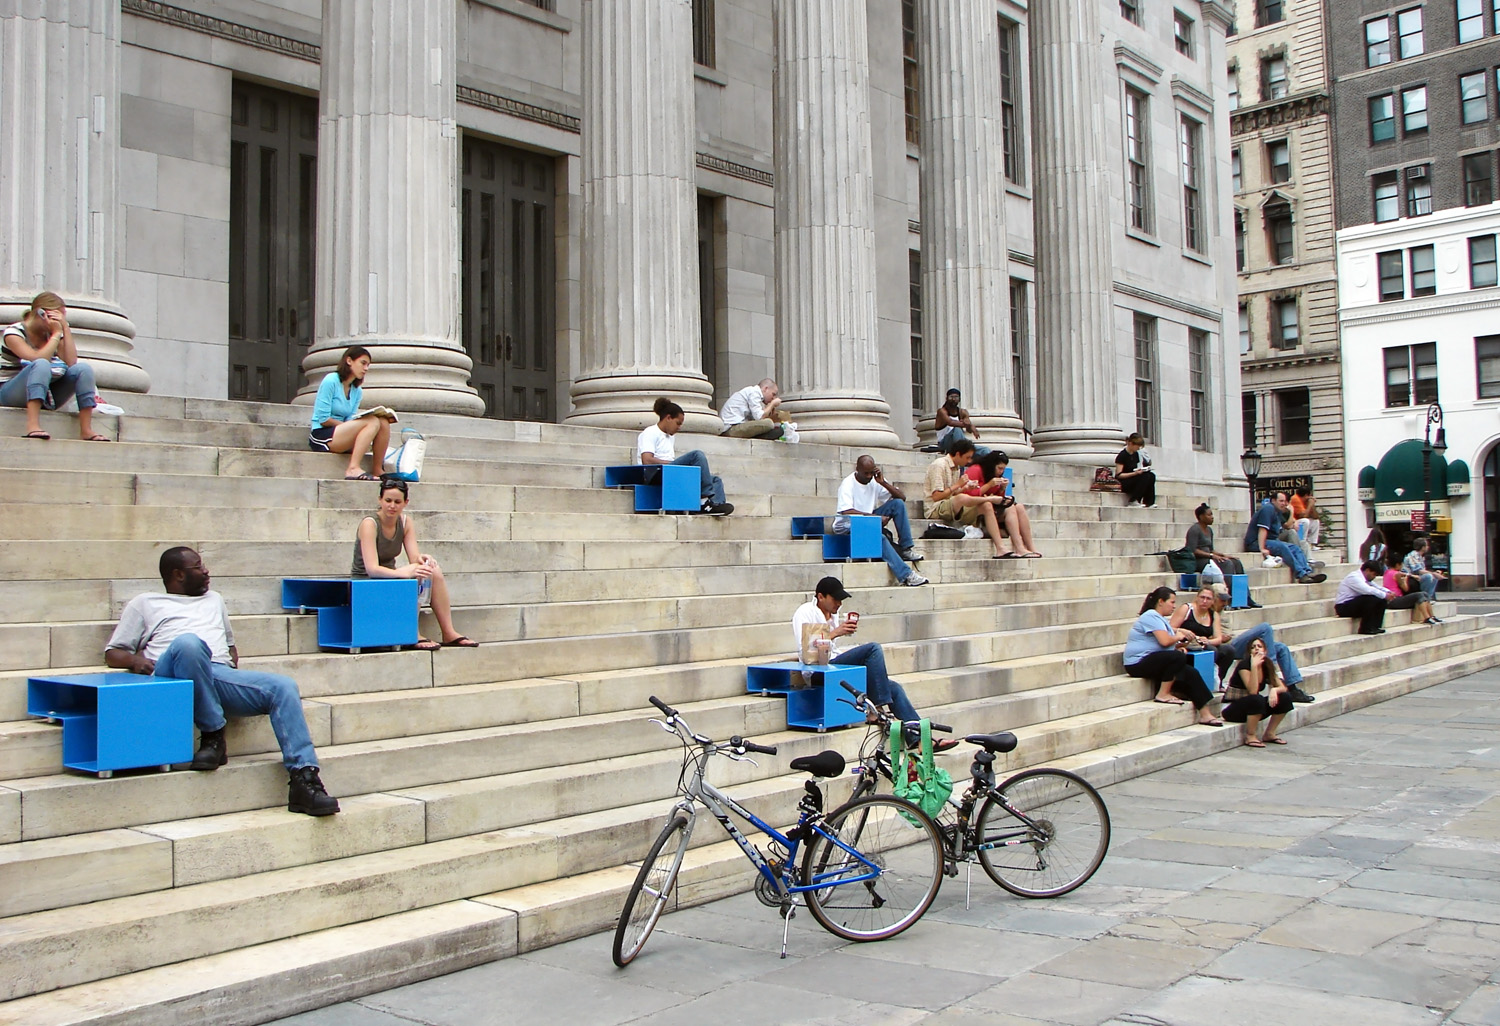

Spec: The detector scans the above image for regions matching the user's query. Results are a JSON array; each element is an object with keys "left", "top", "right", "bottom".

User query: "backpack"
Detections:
[
  {"left": 888, "top": 720, "right": 953, "bottom": 821},
  {"left": 1166, "top": 547, "right": 1198, "bottom": 574}
]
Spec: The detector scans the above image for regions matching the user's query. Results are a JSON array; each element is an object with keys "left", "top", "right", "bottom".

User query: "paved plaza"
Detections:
[{"left": 275, "top": 669, "right": 1500, "bottom": 1026}]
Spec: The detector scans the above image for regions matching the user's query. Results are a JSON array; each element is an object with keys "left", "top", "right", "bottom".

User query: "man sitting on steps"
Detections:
[
  {"left": 105, "top": 546, "right": 339, "bottom": 816},
  {"left": 834, "top": 455, "right": 927, "bottom": 587},
  {"left": 637, "top": 398, "right": 733, "bottom": 516},
  {"left": 719, "top": 378, "right": 784, "bottom": 440}
]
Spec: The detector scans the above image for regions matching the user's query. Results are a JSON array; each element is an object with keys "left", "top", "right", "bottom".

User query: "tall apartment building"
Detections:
[
  {"left": 1228, "top": 0, "right": 1346, "bottom": 539},
  {"left": 1331, "top": 0, "right": 1500, "bottom": 583},
  {"left": 1, "top": 1, "right": 1241, "bottom": 475}
]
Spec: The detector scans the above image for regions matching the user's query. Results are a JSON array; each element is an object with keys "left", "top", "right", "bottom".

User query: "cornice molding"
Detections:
[
  {"left": 1114, "top": 281, "right": 1224, "bottom": 322},
  {"left": 695, "top": 152, "right": 774, "bottom": 188},
  {"left": 456, "top": 86, "right": 580, "bottom": 133},
  {"left": 123, "top": 0, "right": 319, "bottom": 62},
  {"left": 1171, "top": 75, "right": 1215, "bottom": 117},
  {"left": 1231, "top": 92, "right": 1331, "bottom": 137},
  {"left": 1115, "top": 43, "right": 1164, "bottom": 85},
  {"left": 1341, "top": 291, "right": 1500, "bottom": 325}
]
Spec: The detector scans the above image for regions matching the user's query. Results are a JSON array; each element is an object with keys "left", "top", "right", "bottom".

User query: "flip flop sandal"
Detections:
[
  {"left": 413, "top": 639, "right": 442, "bottom": 651},
  {"left": 1198, "top": 718, "right": 1225, "bottom": 727},
  {"left": 344, "top": 472, "right": 378, "bottom": 481},
  {"left": 1021, "top": 552, "right": 1043, "bottom": 558},
  {"left": 1153, "top": 697, "right": 1186, "bottom": 705},
  {"left": 23, "top": 430, "right": 50, "bottom": 440},
  {"left": 442, "top": 636, "right": 480, "bottom": 648},
  {"left": 1243, "top": 738, "right": 1266, "bottom": 748},
  {"left": 83, "top": 434, "right": 110, "bottom": 442},
  {"left": 1262, "top": 736, "right": 1288, "bottom": 745},
  {"left": 995, "top": 552, "right": 1022, "bottom": 559}
]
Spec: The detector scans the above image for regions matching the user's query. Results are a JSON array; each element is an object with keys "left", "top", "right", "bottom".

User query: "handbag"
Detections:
[
  {"left": 922, "top": 523, "right": 965, "bottom": 540},
  {"left": 383, "top": 427, "right": 427, "bottom": 482},
  {"left": 1166, "top": 547, "right": 1198, "bottom": 574},
  {"left": 888, "top": 719, "right": 953, "bottom": 821}
]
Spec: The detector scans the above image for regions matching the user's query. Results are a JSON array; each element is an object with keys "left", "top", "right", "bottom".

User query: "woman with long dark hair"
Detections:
[
  {"left": 309, "top": 345, "right": 391, "bottom": 481},
  {"left": 1123, "top": 587, "right": 1221, "bottom": 725},
  {"left": 1221, "top": 637, "right": 1293, "bottom": 747}
]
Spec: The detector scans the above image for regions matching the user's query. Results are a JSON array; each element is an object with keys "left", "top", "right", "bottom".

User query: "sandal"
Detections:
[
  {"left": 1243, "top": 738, "right": 1266, "bottom": 748},
  {"left": 1022, "top": 552, "right": 1043, "bottom": 558},
  {"left": 83, "top": 434, "right": 110, "bottom": 442},
  {"left": 1262, "top": 736, "right": 1287, "bottom": 745},
  {"left": 344, "top": 472, "right": 378, "bottom": 481},
  {"left": 1198, "top": 718, "right": 1225, "bottom": 727},
  {"left": 413, "top": 638, "right": 442, "bottom": 651},
  {"left": 23, "top": 430, "right": 50, "bottom": 440},
  {"left": 441, "top": 636, "right": 480, "bottom": 648},
  {"left": 1153, "top": 696, "right": 1185, "bottom": 705},
  {"left": 995, "top": 552, "right": 1022, "bottom": 559}
]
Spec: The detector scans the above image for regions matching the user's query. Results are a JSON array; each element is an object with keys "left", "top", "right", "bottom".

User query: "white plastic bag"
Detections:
[
  {"left": 781, "top": 422, "right": 800, "bottom": 443},
  {"left": 1200, "top": 560, "right": 1224, "bottom": 584},
  {"left": 383, "top": 427, "right": 427, "bottom": 482}
]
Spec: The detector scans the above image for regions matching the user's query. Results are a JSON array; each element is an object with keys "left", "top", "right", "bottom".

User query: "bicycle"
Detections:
[
  {"left": 611, "top": 696, "right": 945, "bottom": 967},
  {"left": 837, "top": 682, "right": 1111, "bottom": 901}
]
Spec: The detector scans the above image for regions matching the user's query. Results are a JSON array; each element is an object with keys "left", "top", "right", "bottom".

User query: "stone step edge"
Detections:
[{"left": 6, "top": 630, "right": 1494, "bottom": 1026}]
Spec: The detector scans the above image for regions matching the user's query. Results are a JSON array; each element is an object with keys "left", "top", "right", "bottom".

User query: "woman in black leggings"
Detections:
[{"left": 1123, "top": 587, "right": 1222, "bottom": 725}]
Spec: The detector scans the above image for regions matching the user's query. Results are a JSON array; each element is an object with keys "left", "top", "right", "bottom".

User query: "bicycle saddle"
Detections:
[
  {"left": 963, "top": 731, "right": 1018, "bottom": 754},
  {"left": 789, "top": 750, "right": 846, "bottom": 778}
]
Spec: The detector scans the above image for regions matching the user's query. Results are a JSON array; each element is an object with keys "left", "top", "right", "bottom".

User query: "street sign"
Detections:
[{"left": 1410, "top": 510, "right": 1430, "bottom": 532}]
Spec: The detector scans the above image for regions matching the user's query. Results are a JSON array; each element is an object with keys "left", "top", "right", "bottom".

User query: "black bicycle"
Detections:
[{"left": 840, "top": 682, "right": 1110, "bottom": 898}]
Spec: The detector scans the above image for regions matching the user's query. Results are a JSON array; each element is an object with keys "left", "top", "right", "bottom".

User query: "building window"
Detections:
[
  {"left": 1411, "top": 244, "right": 1437, "bottom": 296},
  {"left": 1243, "top": 392, "right": 1258, "bottom": 447},
  {"left": 902, "top": 0, "right": 919, "bottom": 146},
  {"left": 1125, "top": 87, "right": 1152, "bottom": 232},
  {"left": 1133, "top": 314, "right": 1158, "bottom": 440},
  {"left": 1175, "top": 11, "right": 1196, "bottom": 57},
  {"left": 1261, "top": 56, "right": 1288, "bottom": 101},
  {"left": 1228, "top": 65, "right": 1240, "bottom": 110},
  {"left": 1273, "top": 297, "right": 1300, "bottom": 349},
  {"left": 909, "top": 250, "right": 923, "bottom": 411},
  {"left": 1385, "top": 342, "right": 1439, "bottom": 407},
  {"left": 1466, "top": 152, "right": 1495, "bottom": 205},
  {"left": 1232, "top": 148, "right": 1242, "bottom": 192},
  {"left": 1462, "top": 71, "right": 1489, "bottom": 123},
  {"left": 1398, "top": 7, "right": 1425, "bottom": 57},
  {"left": 1471, "top": 234, "right": 1499, "bottom": 287},
  {"left": 1235, "top": 210, "right": 1246, "bottom": 271},
  {"left": 1265, "top": 200, "right": 1294, "bottom": 264},
  {"left": 1379, "top": 250, "right": 1406, "bottom": 300},
  {"left": 519, "top": 0, "right": 554, "bottom": 8},
  {"left": 1239, "top": 303, "right": 1251, "bottom": 354},
  {"left": 1189, "top": 329, "right": 1209, "bottom": 450},
  {"left": 998, "top": 18, "right": 1024, "bottom": 185},
  {"left": 1010, "top": 279, "right": 1032, "bottom": 426},
  {"left": 1374, "top": 171, "right": 1401, "bottom": 221},
  {"left": 1477, "top": 335, "right": 1500, "bottom": 397},
  {"left": 1257, "top": 0, "right": 1285, "bottom": 27},
  {"left": 1181, "top": 116, "right": 1205, "bottom": 253},
  {"left": 1277, "top": 388, "right": 1311, "bottom": 445},
  {"left": 692, "top": 0, "right": 715, "bottom": 68},
  {"left": 1402, "top": 86, "right": 1428, "bottom": 134},
  {"left": 1121, "top": 0, "right": 1141, "bottom": 25},
  {"left": 1459, "top": 0, "right": 1485, "bottom": 42},
  {"left": 1267, "top": 139, "right": 1291, "bottom": 183},
  {"left": 1370, "top": 94, "right": 1396, "bottom": 142},
  {"left": 1407, "top": 164, "right": 1433, "bottom": 215},
  {"left": 1367, "top": 17, "right": 1393, "bottom": 66}
]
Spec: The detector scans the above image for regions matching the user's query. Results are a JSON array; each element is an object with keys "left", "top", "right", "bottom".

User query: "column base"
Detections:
[
  {"left": 1029, "top": 424, "right": 1126, "bottom": 466},
  {"left": 915, "top": 412, "right": 1033, "bottom": 458},
  {"left": 567, "top": 372, "right": 719, "bottom": 433},
  {"left": 297, "top": 342, "right": 484, "bottom": 417},
  {"left": 779, "top": 393, "right": 901, "bottom": 448},
  {"left": 0, "top": 298, "right": 147, "bottom": 394}
]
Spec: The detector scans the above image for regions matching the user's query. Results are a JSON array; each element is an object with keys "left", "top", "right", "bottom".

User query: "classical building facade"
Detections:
[
  {"left": 0, "top": 0, "right": 1242, "bottom": 470},
  {"left": 1227, "top": 0, "right": 1346, "bottom": 539},
  {"left": 1331, "top": 0, "right": 1500, "bottom": 580}
]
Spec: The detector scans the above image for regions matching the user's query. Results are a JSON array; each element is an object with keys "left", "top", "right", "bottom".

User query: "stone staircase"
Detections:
[{"left": 2, "top": 396, "right": 1497, "bottom": 1026}]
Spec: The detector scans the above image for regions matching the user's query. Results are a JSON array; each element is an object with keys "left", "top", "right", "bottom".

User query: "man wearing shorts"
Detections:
[{"left": 923, "top": 438, "right": 1015, "bottom": 559}]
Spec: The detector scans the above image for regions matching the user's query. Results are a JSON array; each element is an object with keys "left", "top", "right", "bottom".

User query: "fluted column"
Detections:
[
  {"left": 569, "top": 0, "right": 716, "bottom": 431},
  {"left": 772, "top": 0, "right": 899, "bottom": 447},
  {"left": 1028, "top": 0, "right": 1123, "bottom": 463},
  {"left": 0, "top": 1, "right": 144, "bottom": 392},
  {"left": 916, "top": 0, "right": 1027, "bottom": 454},
  {"left": 300, "top": 0, "right": 482, "bottom": 416}
]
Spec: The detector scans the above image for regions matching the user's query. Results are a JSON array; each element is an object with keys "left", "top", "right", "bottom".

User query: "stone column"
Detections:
[
  {"left": 916, "top": 0, "right": 1027, "bottom": 453},
  {"left": 301, "top": 0, "right": 483, "bottom": 416},
  {"left": 1027, "top": 0, "right": 1124, "bottom": 463},
  {"left": 568, "top": 0, "right": 716, "bottom": 431},
  {"left": 0, "top": 1, "right": 144, "bottom": 393},
  {"left": 772, "top": 0, "right": 899, "bottom": 447}
]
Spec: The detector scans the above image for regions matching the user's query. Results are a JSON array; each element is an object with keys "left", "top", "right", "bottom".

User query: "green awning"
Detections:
[{"left": 1365, "top": 438, "right": 1464, "bottom": 520}]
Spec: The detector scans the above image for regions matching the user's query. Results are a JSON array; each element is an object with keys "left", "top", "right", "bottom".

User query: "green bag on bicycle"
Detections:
[{"left": 888, "top": 719, "right": 953, "bottom": 820}]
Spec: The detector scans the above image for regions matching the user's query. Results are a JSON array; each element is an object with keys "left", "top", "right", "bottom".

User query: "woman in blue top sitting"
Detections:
[
  {"left": 309, "top": 345, "right": 390, "bottom": 481},
  {"left": 1123, "top": 586, "right": 1222, "bottom": 725}
]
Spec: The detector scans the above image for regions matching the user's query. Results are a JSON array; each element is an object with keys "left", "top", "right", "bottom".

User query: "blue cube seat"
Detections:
[
  {"left": 282, "top": 578, "right": 419, "bottom": 652},
  {"left": 603, "top": 464, "right": 700, "bottom": 512}
]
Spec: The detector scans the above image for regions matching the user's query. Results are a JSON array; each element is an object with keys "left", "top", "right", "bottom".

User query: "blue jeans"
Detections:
[
  {"left": 835, "top": 498, "right": 916, "bottom": 582},
  {"left": 0, "top": 359, "right": 97, "bottom": 410},
  {"left": 1262, "top": 539, "right": 1310, "bottom": 577},
  {"left": 832, "top": 642, "right": 919, "bottom": 725},
  {"left": 938, "top": 429, "right": 991, "bottom": 459},
  {"left": 671, "top": 450, "right": 725, "bottom": 505},
  {"left": 1414, "top": 572, "right": 1438, "bottom": 602},
  {"left": 1226, "top": 622, "right": 1304, "bottom": 686},
  {"left": 153, "top": 634, "right": 319, "bottom": 770}
]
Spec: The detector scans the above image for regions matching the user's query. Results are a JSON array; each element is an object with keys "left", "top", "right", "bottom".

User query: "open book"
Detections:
[{"left": 356, "top": 406, "right": 398, "bottom": 422}]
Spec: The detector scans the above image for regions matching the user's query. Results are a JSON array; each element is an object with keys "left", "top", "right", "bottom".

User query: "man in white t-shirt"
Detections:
[
  {"left": 105, "top": 546, "right": 338, "bottom": 816},
  {"left": 791, "top": 576, "right": 956, "bottom": 750},
  {"left": 635, "top": 398, "right": 733, "bottom": 516},
  {"left": 719, "top": 378, "right": 784, "bottom": 439},
  {"left": 834, "top": 455, "right": 927, "bottom": 586}
]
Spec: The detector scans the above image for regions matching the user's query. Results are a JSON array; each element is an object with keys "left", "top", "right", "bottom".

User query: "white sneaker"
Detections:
[
  {"left": 962, "top": 526, "right": 984, "bottom": 540},
  {"left": 1261, "top": 556, "right": 1283, "bottom": 568},
  {"left": 902, "top": 573, "right": 929, "bottom": 587}
]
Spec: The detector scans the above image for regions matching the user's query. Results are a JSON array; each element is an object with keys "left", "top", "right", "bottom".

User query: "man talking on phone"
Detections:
[
  {"left": 833, "top": 455, "right": 927, "bottom": 587},
  {"left": 790, "top": 576, "right": 957, "bottom": 751}
]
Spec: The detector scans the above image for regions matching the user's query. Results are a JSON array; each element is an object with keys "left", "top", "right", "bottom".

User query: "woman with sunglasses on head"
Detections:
[
  {"left": 1, "top": 292, "right": 108, "bottom": 441},
  {"left": 352, "top": 477, "right": 478, "bottom": 650}
]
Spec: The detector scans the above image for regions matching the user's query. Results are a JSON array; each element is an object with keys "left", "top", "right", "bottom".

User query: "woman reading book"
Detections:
[{"left": 308, "top": 345, "right": 392, "bottom": 481}]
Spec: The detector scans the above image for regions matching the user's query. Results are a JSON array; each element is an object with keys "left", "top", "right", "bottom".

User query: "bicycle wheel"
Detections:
[
  {"left": 612, "top": 814, "right": 690, "bottom": 966},
  {"left": 801, "top": 794, "right": 944, "bottom": 942},
  {"left": 976, "top": 768, "right": 1110, "bottom": 898}
]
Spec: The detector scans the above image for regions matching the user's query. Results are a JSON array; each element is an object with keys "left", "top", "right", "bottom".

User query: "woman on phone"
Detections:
[
  {"left": 309, "top": 345, "right": 390, "bottom": 481},
  {"left": 964, "top": 450, "right": 1040, "bottom": 557},
  {"left": 1221, "top": 637, "right": 1293, "bottom": 747},
  {"left": 0, "top": 292, "right": 107, "bottom": 441},
  {"left": 352, "top": 477, "right": 477, "bottom": 650}
]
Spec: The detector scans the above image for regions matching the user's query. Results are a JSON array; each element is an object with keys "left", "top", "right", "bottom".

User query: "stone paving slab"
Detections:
[{"left": 270, "top": 667, "right": 1500, "bottom": 1026}]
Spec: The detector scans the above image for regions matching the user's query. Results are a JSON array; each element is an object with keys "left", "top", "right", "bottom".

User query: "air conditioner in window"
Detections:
[{"left": 1408, "top": 165, "right": 1428, "bottom": 179}]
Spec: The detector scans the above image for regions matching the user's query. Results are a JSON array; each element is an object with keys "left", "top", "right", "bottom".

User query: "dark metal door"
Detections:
[
  {"left": 228, "top": 81, "right": 317, "bottom": 403},
  {"left": 461, "top": 137, "right": 555, "bottom": 421}
]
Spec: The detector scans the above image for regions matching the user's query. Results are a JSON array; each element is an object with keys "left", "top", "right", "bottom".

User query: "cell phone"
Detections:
[{"left": 845, "top": 612, "right": 860, "bottom": 627}]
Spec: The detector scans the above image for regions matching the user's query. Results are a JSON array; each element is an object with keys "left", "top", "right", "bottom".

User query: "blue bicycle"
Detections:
[{"left": 612, "top": 696, "right": 946, "bottom": 966}]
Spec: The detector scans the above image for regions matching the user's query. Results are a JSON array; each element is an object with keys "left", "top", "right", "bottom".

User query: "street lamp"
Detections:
[
  {"left": 1241, "top": 447, "right": 1262, "bottom": 516},
  {"left": 1421, "top": 402, "right": 1446, "bottom": 529}
]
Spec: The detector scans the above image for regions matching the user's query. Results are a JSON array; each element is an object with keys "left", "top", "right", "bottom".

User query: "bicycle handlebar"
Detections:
[
  {"left": 648, "top": 695, "right": 678, "bottom": 718},
  {"left": 836, "top": 682, "right": 951, "bottom": 733},
  {"left": 731, "top": 736, "right": 778, "bottom": 756}
]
